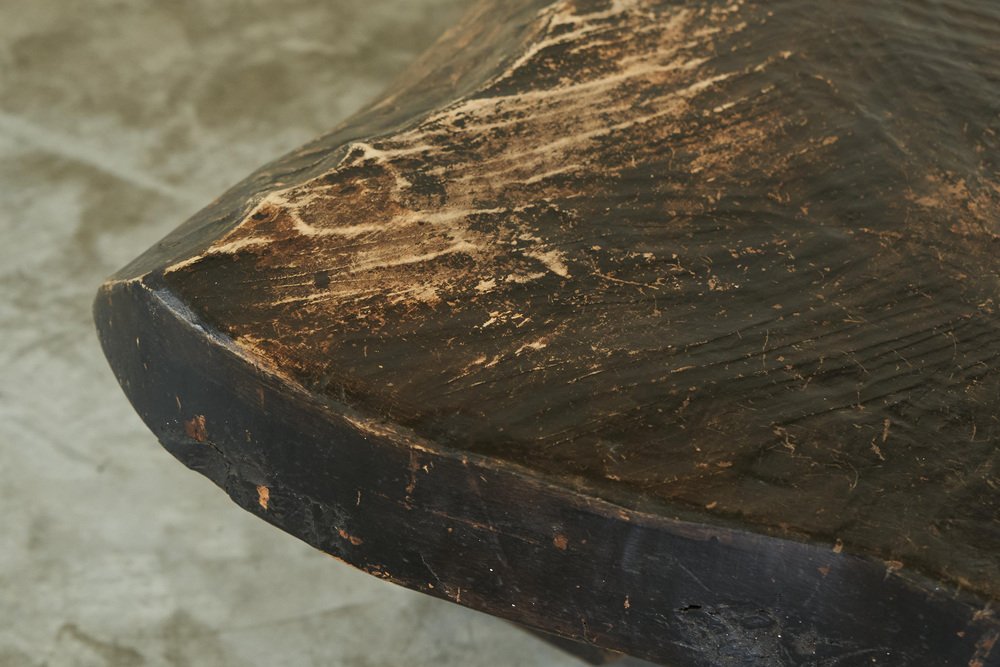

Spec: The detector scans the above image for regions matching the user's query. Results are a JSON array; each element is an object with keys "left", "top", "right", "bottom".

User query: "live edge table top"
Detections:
[{"left": 96, "top": 1, "right": 999, "bottom": 665}]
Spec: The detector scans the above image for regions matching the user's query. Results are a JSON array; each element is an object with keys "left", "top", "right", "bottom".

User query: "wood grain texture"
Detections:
[{"left": 97, "top": 0, "right": 1000, "bottom": 664}]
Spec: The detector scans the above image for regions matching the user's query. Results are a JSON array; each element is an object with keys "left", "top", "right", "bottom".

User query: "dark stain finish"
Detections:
[{"left": 96, "top": 1, "right": 1000, "bottom": 665}]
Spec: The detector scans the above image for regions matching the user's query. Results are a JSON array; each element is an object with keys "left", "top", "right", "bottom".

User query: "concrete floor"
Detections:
[{"left": 0, "top": 2, "right": 654, "bottom": 665}]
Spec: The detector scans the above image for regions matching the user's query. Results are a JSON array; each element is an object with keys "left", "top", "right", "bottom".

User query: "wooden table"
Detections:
[{"left": 96, "top": 1, "right": 1000, "bottom": 664}]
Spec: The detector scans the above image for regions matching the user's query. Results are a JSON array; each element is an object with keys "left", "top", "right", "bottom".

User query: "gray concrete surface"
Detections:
[{"left": 0, "top": 2, "right": 650, "bottom": 665}]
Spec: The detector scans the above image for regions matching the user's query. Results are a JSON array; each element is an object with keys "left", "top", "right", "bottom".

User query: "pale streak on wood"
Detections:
[
  {"left": 166, "top": 3, "right": 749, "bottom": 279},
  {"left": 163, "top": 0, "right": 787, "bottom": 374}
]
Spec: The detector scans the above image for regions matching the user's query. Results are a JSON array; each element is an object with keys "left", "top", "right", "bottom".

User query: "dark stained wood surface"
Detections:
[{"left": 96, "top": 1, "right": 1000, "bottom": 665}]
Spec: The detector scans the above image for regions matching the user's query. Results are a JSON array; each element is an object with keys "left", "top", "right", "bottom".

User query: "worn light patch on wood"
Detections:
[
  {"left": 183, "top": 414, "right": 207, "bottom": 443},
  {"left": 97, "top": 0, "right": 1000, "bottom": 664}
]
